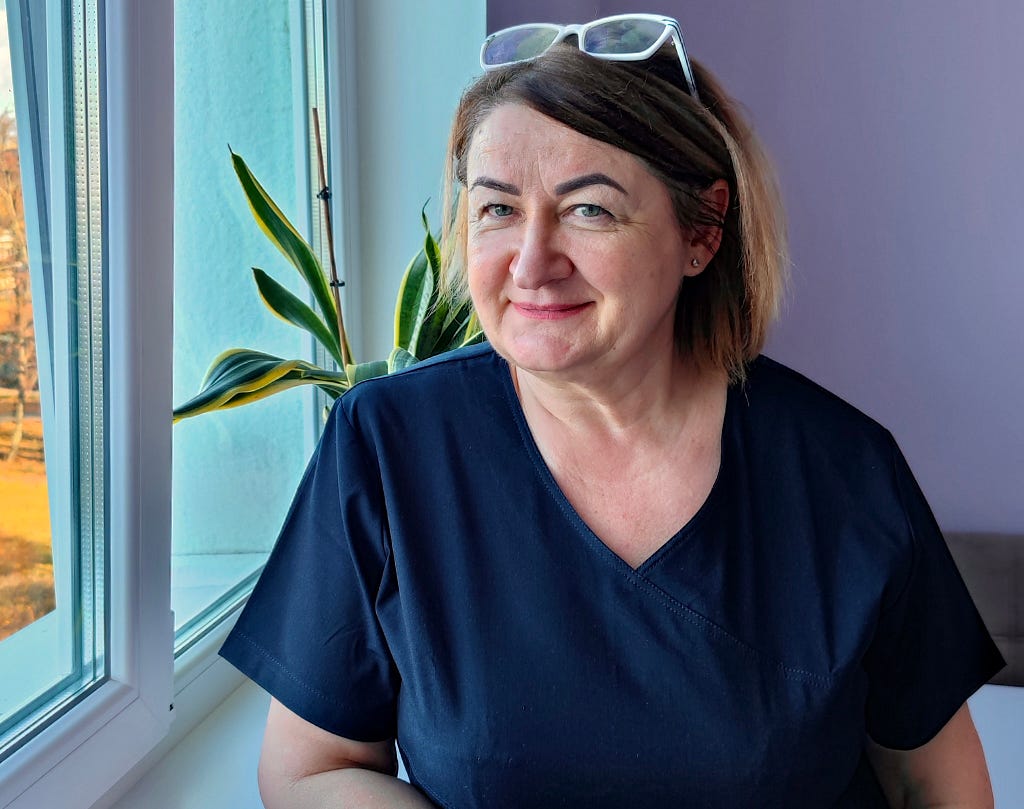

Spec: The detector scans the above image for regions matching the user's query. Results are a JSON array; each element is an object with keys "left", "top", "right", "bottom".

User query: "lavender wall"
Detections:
[{"left": 487, "top": 1, "right": 1024, "bottom": 534}]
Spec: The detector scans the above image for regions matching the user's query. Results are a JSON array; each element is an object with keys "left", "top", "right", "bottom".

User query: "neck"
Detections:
[{"left": 511, "top": 348, "right": 724, "bottom": 442}]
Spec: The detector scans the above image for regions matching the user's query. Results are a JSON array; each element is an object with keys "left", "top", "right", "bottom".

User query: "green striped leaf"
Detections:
[
  {"left": 421, "top": 205, "right": 442, "bottom": 274},
  {"left": 408, "top": 211, "right": 450, "bottom": 356},
  {"left": 231, "top": 150, "right": 340, "bottom": 347},
  {"left": 387, "top": 346, "right": 419, "bottom": 373},
  {"left": 175, "top": 349, "right": 348, "bottom": 422},
  {"left": 433, "top": 300, "right": 477, "bottom": 353},
  {"left": 253, "top": 268, "right": 343, "bottom": 366},
  {"left": 459, "top": 311, "right": 486, "bottom": 347},
  {"left": 393, "top": 249, "right": 433, "bottom": 357},
  {"left": 345, "top": 360, "right": 390, "bottom": 386}
]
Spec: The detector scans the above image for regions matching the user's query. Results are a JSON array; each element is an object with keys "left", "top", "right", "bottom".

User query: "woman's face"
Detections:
[{"left": 465, "top": 103, "right": 704, "bottom": 383}]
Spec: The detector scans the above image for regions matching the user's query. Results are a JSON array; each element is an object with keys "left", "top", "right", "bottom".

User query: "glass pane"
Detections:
[
  {"left": 172, "top": 0, "right": 316, "bottom": 651},
  {"left": 0, "top": 0, "right": 107, "bottom": 756},
  {"left": 0, "top": 108, "right": 51, "bottom": 642}
]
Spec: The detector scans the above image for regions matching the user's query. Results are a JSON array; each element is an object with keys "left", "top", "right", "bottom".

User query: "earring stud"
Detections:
[{"left": 691, "top": 258, "right": 700, "bottom": 267}]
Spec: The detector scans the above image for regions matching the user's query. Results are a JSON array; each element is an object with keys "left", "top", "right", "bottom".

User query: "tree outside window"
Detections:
[{"left": 0, "top": 105, "right": 51, "bottom": 642}]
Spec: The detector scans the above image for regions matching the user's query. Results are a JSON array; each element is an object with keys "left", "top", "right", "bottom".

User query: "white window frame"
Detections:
[{"left": 0, "top": 1, "right": 174, "bottom": 806}]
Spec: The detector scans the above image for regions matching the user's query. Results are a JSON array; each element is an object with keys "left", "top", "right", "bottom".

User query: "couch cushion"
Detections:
[{"left": 946, "top": 533, "right": 1023, "bottom": 687}]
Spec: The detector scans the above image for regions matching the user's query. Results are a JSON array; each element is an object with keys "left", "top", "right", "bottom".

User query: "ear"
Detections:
[{"left": 684, "top": 179, "right": 730, "bottom": 276}]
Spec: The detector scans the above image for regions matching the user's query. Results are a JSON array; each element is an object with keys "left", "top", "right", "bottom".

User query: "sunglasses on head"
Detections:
[{"left": 480, "top": 13, "right": 700, "bottom": 102}]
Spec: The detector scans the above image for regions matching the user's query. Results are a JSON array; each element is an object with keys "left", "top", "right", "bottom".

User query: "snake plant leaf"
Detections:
[
  {"left": 231, "top": 150, "right": 340, "bottom": 347},
  {"left": 413, "top": 302, "right": 448, "bottom": 359},
  {"left": 174, "top": 349, "right": 349, "bottom": 422},
  {"left": 393, "top": 211, "right": 450, "bottom": 357},
  {"left": 253, "top": 268, "right": 343, "bottom": 366},
  {"left": 345, "top": 360, "right": 390, "bottom": 386},
  {"left": 197, "top": 348, "right": 280, "bottom": 388},
  {"left": 433, "top": 300, "right": 479, "bottom": 354},
  {"left": 393, "top": 248, "right": 432, "bottom": 357},
  {"left": 177, "top": 350, "right": 303, "bottom": 421},
  {"left": 387, "top": 346, "right": 419, "bottom": 373},
  {"left": 415, "top": 309, "right": 452, "bottom": 358},
  {"left": 421, "top": 205, "right": 442, "bottom": 275},
  {"left": 209, "top": 372, "right": 348, "bottom": 412},
  {"left": 409, "top": 217, "right": 450, "bottom": 355},
  {"left": 459, "top": 311, "right": 486, "bottom": 347}
]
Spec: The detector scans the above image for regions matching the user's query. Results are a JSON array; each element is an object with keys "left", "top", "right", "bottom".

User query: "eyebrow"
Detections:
[
  {"left": 469, "top": 177, "right": 520, "bottom": 194},
  {"left": 554, "top": 173, "right": 627, "bottom": 196},
  {"left": 467, "top": 172, "right": 628, "bottom": 197}
]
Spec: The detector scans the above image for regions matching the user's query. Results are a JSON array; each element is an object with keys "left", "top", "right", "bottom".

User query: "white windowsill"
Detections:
[
  {"left": 87, "top": 610, "right": 250, "bottom": 809},
  {"left": 99, "top": 677, "right": 267, "bottom": 809},
  {"left": 171, "top": 552, "right": 266, "bottom": 633}
]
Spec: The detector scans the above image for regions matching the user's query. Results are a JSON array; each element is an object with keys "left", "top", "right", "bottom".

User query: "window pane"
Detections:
[
  {"left": 0, "top": 110, "right": 50, "bottom": 642},
  {"left": 0, "top": 0, "right": 107, "bottom": 757},
  {"left": 172, "top": 0, "right": 318, "bottom": 651}
]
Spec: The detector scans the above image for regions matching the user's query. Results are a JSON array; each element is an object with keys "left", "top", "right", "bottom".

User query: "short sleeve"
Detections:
[
  {"left": 862, "top": 434, "right": 1005, "bottom": 749},
  {"left": 219, "top": 399, "right": 399, "bottom": 742}
]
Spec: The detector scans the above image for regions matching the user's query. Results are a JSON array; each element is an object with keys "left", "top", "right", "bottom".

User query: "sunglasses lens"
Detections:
[
  {"left": 482, "top": 26, "right": 560, "bottom": 66},
  {"left": 583, "top": 18, "right": 665, "bottom": 55}
]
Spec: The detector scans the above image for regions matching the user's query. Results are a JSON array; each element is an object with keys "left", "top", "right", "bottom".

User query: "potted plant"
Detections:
[{"left": 173, "top": 151, "right": 483, "bottom": 422}]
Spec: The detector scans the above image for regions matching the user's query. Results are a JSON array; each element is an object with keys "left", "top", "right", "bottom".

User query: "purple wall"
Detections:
[{"left": 487, "top": 1, "right": 1024, "bottom": 534}]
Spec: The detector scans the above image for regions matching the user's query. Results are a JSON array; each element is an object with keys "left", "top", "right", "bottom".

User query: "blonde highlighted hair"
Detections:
[{"left": 441, "top": 46, "right": 787, "bottom": 382}]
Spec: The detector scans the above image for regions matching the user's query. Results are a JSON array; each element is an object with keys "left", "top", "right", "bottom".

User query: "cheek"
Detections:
[{"left": 466, "top": 240, "right": 509, "bottom": 301}]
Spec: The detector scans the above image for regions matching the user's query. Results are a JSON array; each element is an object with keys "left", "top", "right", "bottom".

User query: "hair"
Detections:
[{"left": 440, "top": 45, "right": 788, "bottom": 382}]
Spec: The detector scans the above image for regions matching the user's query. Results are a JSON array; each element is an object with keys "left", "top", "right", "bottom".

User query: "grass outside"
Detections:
[{"left": 0, "top": 417, "right": 53, "bottom": 641}]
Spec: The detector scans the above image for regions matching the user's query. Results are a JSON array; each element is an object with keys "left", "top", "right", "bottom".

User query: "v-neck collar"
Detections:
[{"left": 496, "top": 352, "right": 733, "bottom": 574}]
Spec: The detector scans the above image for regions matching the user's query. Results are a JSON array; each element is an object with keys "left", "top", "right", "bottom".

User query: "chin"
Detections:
[
  {"left": 501, "top": 344, "right": 593, "bottom": 377},
  {"left": 488, "top": 325, "right": 598, "bottom": 376}
]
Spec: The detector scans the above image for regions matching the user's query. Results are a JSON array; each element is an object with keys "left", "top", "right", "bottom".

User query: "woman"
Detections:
[{"left": 221, "top": 14, "right": 1004, "bottom": 808}]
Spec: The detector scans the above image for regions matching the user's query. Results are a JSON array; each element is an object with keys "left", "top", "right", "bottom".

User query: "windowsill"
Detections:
[
  {"left": 97, "top": 673, "right": 265, "bottom": 809},
  {"left": 171, "top": 552, "right": 266, "bottom": 633},
  {"left": 88, "top": 609, "right": 250, "bottom": 809}
]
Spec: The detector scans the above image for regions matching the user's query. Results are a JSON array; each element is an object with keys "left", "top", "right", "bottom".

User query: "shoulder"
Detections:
[
  {"left": 739, "top": 355, "right": 894, "bottom": 451},
  {"left": 336, "top": 342, "right": 507, "bottom": 433},
  {"left": 733, "top": 355, "right": 904, "bottom": 521},
  {"left": 733, "top": 358, "right": 920, "bottom": 606}
]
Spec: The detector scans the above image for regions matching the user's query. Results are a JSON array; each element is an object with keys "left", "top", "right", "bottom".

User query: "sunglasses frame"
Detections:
[{"left": 480, "top": 13, "right": 700, "bottom": 102}]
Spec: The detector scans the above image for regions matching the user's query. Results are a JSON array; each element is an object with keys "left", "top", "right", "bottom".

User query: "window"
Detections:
[
  {"left": 0, "top": 0, "right": 327, "bottom": 802},
  {"left": 0, "top": 0, "right": 109, "bottom": 765},
  {"left": 0, "top": 0, "right": 175, "bottom": 803},
  {"left": 171, "top": 0, "right": 328, "bottom": 655},
  {"left": 0, "top": 0, "right": 482, "bottom": 804},
  {"left": 0, "top": 1, "right": 333, "bottom": 805}
]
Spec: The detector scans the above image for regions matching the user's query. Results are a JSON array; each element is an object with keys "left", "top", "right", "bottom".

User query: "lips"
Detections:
[{"left": 511, "top": 302, "right": 591, "bottom": 320}]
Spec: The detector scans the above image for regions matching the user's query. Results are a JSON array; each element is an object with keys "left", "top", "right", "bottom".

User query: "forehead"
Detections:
[{"left": 466, "top": 103, "right": 645, "bottom": 181}]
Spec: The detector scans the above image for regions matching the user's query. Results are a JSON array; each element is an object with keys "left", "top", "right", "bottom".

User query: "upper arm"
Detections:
[
  {"left": 258, "top": 697, "right": 398, "bottom": 804},
  {"left": 866, "top": 703, "right": 993, "bottom": 809}
]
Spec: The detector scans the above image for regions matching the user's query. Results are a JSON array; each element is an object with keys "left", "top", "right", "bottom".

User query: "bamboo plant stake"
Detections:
[{"left": 312, "top": 107, "right": 351, "bottom": 366}]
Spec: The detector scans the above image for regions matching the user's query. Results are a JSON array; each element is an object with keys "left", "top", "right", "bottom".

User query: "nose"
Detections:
[{"left": 510, "top": 218, "right": 573, "bottom": 289}]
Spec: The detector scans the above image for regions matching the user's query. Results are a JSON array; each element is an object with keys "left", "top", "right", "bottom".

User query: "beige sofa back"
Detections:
[{"left": 946, "top": 533, "right": 1023, "bottom": 687}]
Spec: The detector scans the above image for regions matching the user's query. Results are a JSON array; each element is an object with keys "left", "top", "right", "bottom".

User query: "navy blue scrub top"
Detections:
[{"left": 221, "top": 344, "right": 1004, "bottom": 808}]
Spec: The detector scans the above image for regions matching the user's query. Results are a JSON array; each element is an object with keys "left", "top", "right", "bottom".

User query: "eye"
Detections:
[
  {"left": 483, "top": 203, "right": 514, "bottom": 218},
  {"left": 572, "top": 203, "right": 609, "bottom": 219}
]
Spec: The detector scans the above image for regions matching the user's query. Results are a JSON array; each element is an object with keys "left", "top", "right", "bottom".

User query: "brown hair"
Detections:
[{"left": 441, "top": 46, "right": 787, "bottom": 381}]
